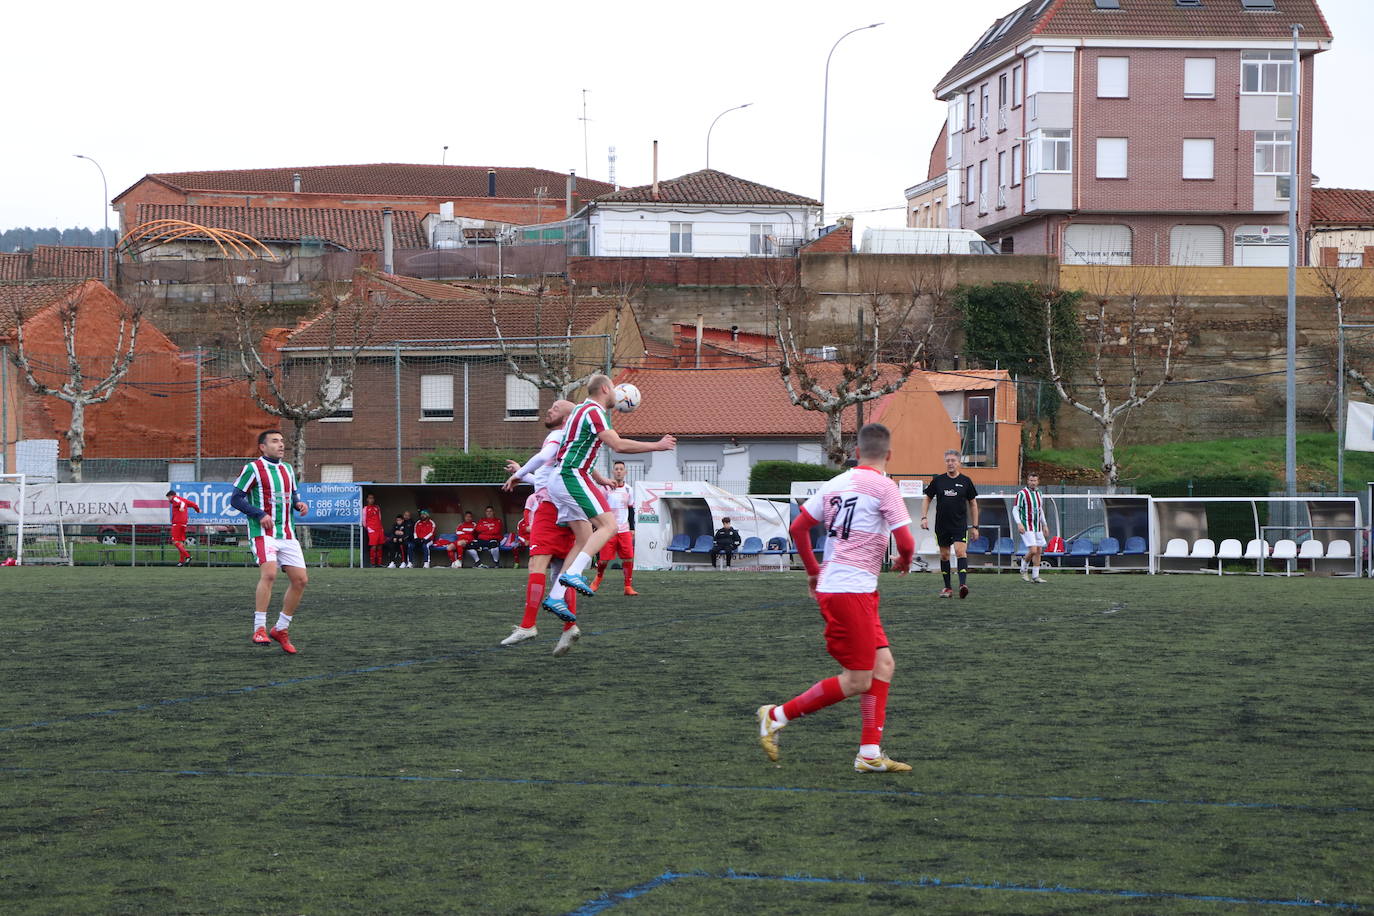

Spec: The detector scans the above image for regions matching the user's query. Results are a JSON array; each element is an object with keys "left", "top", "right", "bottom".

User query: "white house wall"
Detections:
[{"left": 591, "top": 207, "right": 816, "bottom": 257}]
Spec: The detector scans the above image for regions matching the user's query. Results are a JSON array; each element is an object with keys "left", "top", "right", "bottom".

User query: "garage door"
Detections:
[
  {"left": 1170, "top": 225, "right": 1225, "bottom": 266},
  {"left": 1233, "top": 225, "right": 1290, "bottom": 266},
  {"left": 1063, "top": 224, "right": 1132, "bottom": 265}
]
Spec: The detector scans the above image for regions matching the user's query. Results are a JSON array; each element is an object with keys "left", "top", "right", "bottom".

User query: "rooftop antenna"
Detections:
[
  {"left": 578, "top": 89, "right": 592, "bottom": 178},
  {"left": 608, "top": 145, "right": 618, "bottom": 189},
  {"left": 441, "top": 145, "right": 449, "bottom": 165}
]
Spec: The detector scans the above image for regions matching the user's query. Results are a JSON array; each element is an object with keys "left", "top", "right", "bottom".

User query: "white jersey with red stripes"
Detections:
[
  {"left": 532, "top": 429, "right": 563, "bottom": 500},
  {"left": 801, "top": 466, "right": 911, "bottom": 593},
  {"left": 606, "top": 483, "right": 633, "bottom": 533}
]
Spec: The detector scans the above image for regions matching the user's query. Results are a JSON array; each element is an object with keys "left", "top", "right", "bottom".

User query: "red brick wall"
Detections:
[
  {"left": 803, "top": 224, "right": 853, "bottom": 254},
  {"left": 568, "top": 257, "right": 796, "bottom": 288}
]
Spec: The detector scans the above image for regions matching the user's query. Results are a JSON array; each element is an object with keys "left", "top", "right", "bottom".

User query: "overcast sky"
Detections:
[{"left": 3, "top": 0, "right": 1370, "bottom": 242}]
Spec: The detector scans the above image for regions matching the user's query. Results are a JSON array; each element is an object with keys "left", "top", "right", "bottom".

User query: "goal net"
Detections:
[{"left": 0, "top": 474, "right": 72, "bottom": 566}]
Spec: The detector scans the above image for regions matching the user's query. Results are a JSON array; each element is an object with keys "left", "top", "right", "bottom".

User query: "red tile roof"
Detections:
[
  {"left": 31, "top": 245, "right": 107, "bottom": 278},
  {"left": 938, "top": 0, "right": 1331, "bottom": 91},
  {"left": 134, "top": 204, "right": 425, "bottom": 251},
  {"left": 0, "top": 280, "right": 87, "bottom": 333},
  {"left": 610, "top": 364, "right": 902, "bottom": 437},
  {"left": 1311, "top": 187, "right": 1374, "bottom": 225},
  {"left": 0, "top": 253, "right": 30, "bottom": 281},
  {"left": 595, "top": 169, "right": 819, "bottom": 207},
  {"left": 803, "top": 222, "right": 853, "bottom": 254},
  {"left": 356, "top": 272, "right": 540, "bottom": 302},
  {"left": 120, "top": 164, "right": 615, "bottom": 202}
]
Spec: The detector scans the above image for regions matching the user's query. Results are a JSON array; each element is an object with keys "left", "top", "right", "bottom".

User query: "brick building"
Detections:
[
  {"left": 1309, "top": 186, "right": 1374, "bottom": 267},
  {"left": 931, "top": 0, "right": 1332, "bottom": 265}
]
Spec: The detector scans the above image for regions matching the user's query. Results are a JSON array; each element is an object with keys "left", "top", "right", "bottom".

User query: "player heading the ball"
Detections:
[{"left": 540, "top": 374, "right": 674, "bottom": 625}]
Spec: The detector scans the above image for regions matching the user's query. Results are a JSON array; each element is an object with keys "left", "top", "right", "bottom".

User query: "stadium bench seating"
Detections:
[
  {"left": 760, "top": 537, "right": 788, "bottom": 556},
  {"left": 1065, "top": 537, "right": 1096, "bottom": 573},
  {"left": 966, "top": 536, "right": 990, "bottom": 555},
  {"left": 1269, "top": 538, "right": 1298, "bottom": 576},
  {"left": 1298, "top": 539, "right": 1324, "bottom": 573},
  {"left": 1325, "top": 540, "right": 1353, "bottom": 559},
  {"left": 667, "top": 534, "right": 691, "bottom": 554},
  {"left": 992, "top": 536, "right": 1016, "bottom": 557},
  {"left": 688, "top": 535, "right": 714, "bottom": 557},
  {"left": 738, "top": 537, "right": 763, "bottom": 566},
  {"left": 1243, "top": 539, "right": 1268, "bottom": 560},
  {"left": 1122, "top": 536, "right": 1147, "bottom": 556},
  {"left": 1190, "top": 538, "right": 1217, "bottom": 560},
  {"left": 1215, "top": 538, "right": 1243, "bottom": 575},
  {"left": 1161, "top": 538, "right": 1190, "bottom": 558}
]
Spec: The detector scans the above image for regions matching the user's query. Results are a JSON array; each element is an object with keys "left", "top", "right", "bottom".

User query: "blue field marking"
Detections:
[
  {"left": 565, "top": 870, "right": 1368, "bottom": 914},
  {"left": 0, "top": 765, "right": 1361, "bottom": 816},
  {"left": 0, "top": 598, "right": 793, "bottom": 735}
]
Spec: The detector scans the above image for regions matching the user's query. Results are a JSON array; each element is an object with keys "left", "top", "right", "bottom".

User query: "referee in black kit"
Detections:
[{"left": 920, "top": 449, "right": 979, "bottom": 598}]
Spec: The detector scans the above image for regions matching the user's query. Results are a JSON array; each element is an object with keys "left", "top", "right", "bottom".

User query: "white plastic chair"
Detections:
[
  {"left": 1298, "top": 540, "right": 1324, "bottom": 559},
  {"left": 1216, "top": 538, "right": 1243, "bottom": 575},
  {"left": 1190, "top": 538, "right": 1216, "bottom": 559},
  {"left": 1243, "top": 539, "right": 1268, "bottom": 575},
  {"left": 1161, "top": 538, "right": 1189, "bottom": 557},
  {"left": 1326, "top": 540, "right": 1353, "bottom": 559},
  {"left": 1271, "top": 539, "right": 1298, "bottom": 576}
]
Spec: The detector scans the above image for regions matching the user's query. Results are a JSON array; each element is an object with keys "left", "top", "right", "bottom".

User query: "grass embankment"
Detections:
[{"left": 1029, "top": 431, "right": 1374, "bottom": 492}]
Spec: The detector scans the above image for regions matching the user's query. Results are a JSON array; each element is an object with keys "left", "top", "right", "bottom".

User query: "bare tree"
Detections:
[
  {"left": 7, "top": 281, "right": 143, "bottom": 482},
  {"left": 770, "top": 259, "right": 954, "bottom": 465},
  {"left": 1045, "top": 266, "right": 1188, "bottom": 490},
  {"left": 486, "top": 280, "right": 628, "bottom": 397},
  {"left": 1311, "top": 258, "right": 1374, "bottom": 399},
  {"left": 230, "top": 280, "right": 383, "bottom": 481}
]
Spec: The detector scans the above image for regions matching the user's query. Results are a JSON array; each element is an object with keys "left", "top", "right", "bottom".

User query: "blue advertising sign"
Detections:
[{"left": 172, "top": 482, "right": 361, "bottom": 526}]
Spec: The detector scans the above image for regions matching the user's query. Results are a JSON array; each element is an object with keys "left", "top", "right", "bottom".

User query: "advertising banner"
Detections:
[
  {"left": 0, "top": 482, "right": 170, "bottom": 525},
  {"left": 631, "top": 481, "right": 791, "bottom": 571},
  {"left": 170, "top": 482, "right": 361, "bottom": 526}
]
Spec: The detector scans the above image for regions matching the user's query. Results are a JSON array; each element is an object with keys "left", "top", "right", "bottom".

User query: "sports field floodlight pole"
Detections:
[
  {"left": 820, "top": 23, "right": 883, "bottom": 226},
  {"left": 73, "top": 154, "right": 110, "bottom": 284},
  {"left": 706, "top": 103, "right": 753, "bottom": 170},
  {"left": 1284, "top": 23, "right": 1302, "bottom": 498}
]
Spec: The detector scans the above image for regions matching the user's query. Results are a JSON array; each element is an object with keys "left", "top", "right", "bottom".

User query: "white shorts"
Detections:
[
  {"left": 252, "top": 535, "right": 306, "bottom": 569},
  {"left": 546, "top": 469, "right": 609, "bottom": 524},
  {"left": 1020, "top": 531, "right": 1048, "bottom": 549}
]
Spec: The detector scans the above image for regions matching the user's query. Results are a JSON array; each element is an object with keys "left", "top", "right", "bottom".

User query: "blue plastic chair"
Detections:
[
  {"left": 1069, "top": 538, "right": 1096, "bottom": 557},
  {"left": 993, "top": 536, "right": 1016, "bottom": 557},
  {"left": 761, "top": 537, "right": 788, "bottom": 555},
  {"left": 966, "top": 536, "right": 990, "bottom": 554},
  {"left": 689, "top": 535, "right": 714, "bottom": 554},
  {"left": 667, "top": 533, "right": 691, "bottom": 553},
  {"left": 1122, "top": 536, "right": 1147, "bottom": 555},
  {"left": 1095, "top": 537, "right": 1121, "bottom": 556},
  {"left": 739, "top": 536, "right": 763, "bottom": 556}
]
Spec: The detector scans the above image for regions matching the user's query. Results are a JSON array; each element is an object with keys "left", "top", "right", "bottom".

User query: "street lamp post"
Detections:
[
  {"left": 706, "top": 102, "right": 753, "bottom": 169},
  {"left": 820, "top": 23, "right": 882, "bottom": 225},
  {"left": 73, "top": 154, "right": 110, "bottom": 284}
]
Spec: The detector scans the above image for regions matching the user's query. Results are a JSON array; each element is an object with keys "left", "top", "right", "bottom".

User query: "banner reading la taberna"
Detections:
[
  {"left": 0, "top": 482, "right": 173, "bottom": 525},
  {"left": 1345, "top": 401, "right": 1374, "bottom": 452},
  {"left": 170, "top": 481, "right": 361, "bottom": 526}
]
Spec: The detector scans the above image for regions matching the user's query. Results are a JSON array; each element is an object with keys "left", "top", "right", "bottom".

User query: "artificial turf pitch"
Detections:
[{"left": 0, "top": 566, "right": 1370, "bottom": 914}]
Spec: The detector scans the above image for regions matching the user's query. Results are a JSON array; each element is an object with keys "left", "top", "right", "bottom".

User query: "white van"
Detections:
[{"left": 859, "top": 227, "right": 999, "bottom": 255}]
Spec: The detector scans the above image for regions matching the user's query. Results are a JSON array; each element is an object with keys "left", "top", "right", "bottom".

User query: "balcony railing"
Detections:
[
  {"left": 955, "top": 418, "right": 997, "bottom": 467},
  {"left": 998, "top": 107, "right": 1008, "bottom": 132},
  {"left": 997, "top": 186, "right": 1007, "bottom": 209},
  {"left": 978, "top": 193, "right": 988, "bottom": 214},
  {"left": 979, "top": 116, "right": 989, "bottom": 140}
]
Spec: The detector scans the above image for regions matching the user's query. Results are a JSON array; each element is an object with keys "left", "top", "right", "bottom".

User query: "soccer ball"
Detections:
[{"left": 613, "top": 382, "right": 642, "bottom": 413}]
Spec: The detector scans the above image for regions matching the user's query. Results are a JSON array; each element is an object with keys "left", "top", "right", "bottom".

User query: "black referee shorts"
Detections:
[{"left": 935, "top": 528, "right": 967, "bottom": 548}]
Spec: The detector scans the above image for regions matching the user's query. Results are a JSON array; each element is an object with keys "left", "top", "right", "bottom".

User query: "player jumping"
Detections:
[
  {"left": 166, "top": 489, "right": 201, "bottom": 567},
  {"left": 756, "top": 423, "right": 915, "bottom": 773},
  {"left": 230, "top": 430, "right": 310, "bottom": 654},
  {"left": 590, "top": 460, "right": 637, "bottom": 595},
  {"left": 539, "top": 375, "right": 674, "bottom": 626}
]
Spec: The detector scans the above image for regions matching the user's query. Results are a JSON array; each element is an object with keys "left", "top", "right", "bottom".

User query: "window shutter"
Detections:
[
  {"left": 1170, "top": 225, "right": 1224, "bottom": 266},
  {"left": 1097, "top": 57, "right": 1128, "bottom": 98},
  {"left": 1096, "top": 138, "right": 1128, "bottom": 179},
  {"left": 1183, "top": 58, "right": 1215, "bottom": 98},
  {"left": 1182, "top": 139, "right": 1214, "bottom": 179}
]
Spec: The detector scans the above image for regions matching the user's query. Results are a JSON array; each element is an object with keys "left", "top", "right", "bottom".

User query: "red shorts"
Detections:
[
  {"left": 599, "top": 531, "right": 634, "bottom": 563},
  {"left": 170, "top": 525, "right": 188, "bottom": 542},
  {"left": 817, "top": 591, "right": 886, "bottom": 671},
  {"left": 366, "top": 526, "right": 385, "bottom": 546},
  {"left": 529, "top": 500, "right": 575, "bottom": 558}
]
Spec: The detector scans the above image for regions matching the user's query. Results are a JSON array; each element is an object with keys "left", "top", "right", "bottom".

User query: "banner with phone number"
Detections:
[{"left": 171, "top": 482, "right": 361, "bottom": 526}]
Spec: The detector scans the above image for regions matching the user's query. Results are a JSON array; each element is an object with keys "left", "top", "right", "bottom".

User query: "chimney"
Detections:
[
  {"left": 382, "top": 208, "right": 394, "bottom": 274},
  {"left": 566, "top": 170, "right": 576, "bottom": 217},
  {"left": 652, "top": 141, "right": 660, "bottom": 200},
  {"left": 730, "top": 325, "right": 739, "bottom": 341},
  {"left": 487, "top": 169, "right": 497, "bottom": 197},
  {"left": 292, "top": 173, "right": 302, "bottom": 193}
]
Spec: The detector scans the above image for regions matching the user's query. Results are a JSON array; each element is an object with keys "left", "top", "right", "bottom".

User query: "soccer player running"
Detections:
[
  {"left": 540, "top": 375, "right": 675, "bottom": 625},
  {"left": 231, "top": 430, "right": 310, "bottom": 654},
  {"left": 756, "top": 423, "right": 915, "bottom": 773},
  {"left": 1015, "top": 471, "right": 1050, "bottom": 583},
  {"left": 166, "top": 489, "right": 201, "bottom": 567},
  {"left": 591, "top": 460, "right": 638, "bottom": 595},
  {"left": 920, "top": 449, "right": 980, "bottom": 599}
]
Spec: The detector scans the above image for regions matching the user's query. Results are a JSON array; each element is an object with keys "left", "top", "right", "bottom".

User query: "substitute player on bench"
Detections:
[{"left": 756, "top": 423, "right": 915, "bottom": 773}]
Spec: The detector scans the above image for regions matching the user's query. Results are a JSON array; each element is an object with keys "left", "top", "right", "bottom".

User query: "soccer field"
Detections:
[{"left": 2, "top": 567, "right": 1371, "bottom": 914}]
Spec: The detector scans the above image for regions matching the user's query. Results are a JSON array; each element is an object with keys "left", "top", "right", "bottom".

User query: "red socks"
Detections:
[
  {"left": 521, "top": 573, "right": 545, "bottom": 628},
  {"left": 563, "top": 590, "right": 578, "bottom": 629},
  {"left": 860, "top": 678, "right": 890, "bottom": 747},
  {"left": 623, "top": 561, "right": 633, "bottom": 587},
  {"left": 176, "top": 545, "right": 190, "bottom": 562},
  {"left": 781, "top": 676, "right": 846, "bottom": 721}
]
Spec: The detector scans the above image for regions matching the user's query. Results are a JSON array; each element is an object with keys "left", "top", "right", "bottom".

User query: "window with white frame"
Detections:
[
  {"left": 749, "top": 223, "right": 775, "bottom": 255},
  {"left": 1011, "top": 144, "right": 1023, "bottom": 186},
  {"left": 948, "top": 96, "right": 965, "bottom": 138},
  {"left": 1012, "top": 64, "right": 1023, "bottom": 107},
  {"left": 948, "top": 169, "right": 960, "bottom": 206},
  {"left": 1031, "top": 129, "right": 1071, "bottom": 173},
  {"left": 322, "top": 374, "right": 353, "bottom": 421},
  {"left": 1184, "top": 58, "right": 1216, "bottom": 98},
  {"left": 1096, "top": 137, "right": 1128, "bottom": 179},
  {"left": 965, "top": 165, "right": 976, "bottom": 204},
  {"left": 1254, "top": 131, "right": 1292, "bottom": 174},
  {"left": 1029, "top": 49, "right": 1074, "bottom": 94},
  {"left": 319, "top": 464, "right": 354, "bottom": 482},
  {"left": 1338, "top": 252, "right": 1365, "bottom": 268},
  {"left": 420, "top": 374, "right": 454, "bottom": 420},
  {"left": 998, "top": 73, "right": 1008, "bottom": 109},
  {"left": 1182, "top": 139, "right": 1215, "bottom": 180},
  {"left": 997, "top": 151, "right": 1008, "bottom": 207},
  {"left": 505, "top": 374, "right": 539, "bottom": 420},
  {"left": 682, "top": 460, "right": 718, "bottom": 484},
  {"left": 1097, "top": 57, "right": 1129, "bottom": 98},
  {"left": 1274, "top": 175, "right": 1292, "bottom": 200},
  {"left": 669, "top": 222, "right": 693, "bottom": 254},
  {"left": 1242, "top": 50, "right": 1294, "bottom": 94},
  {"left": 967, "top": 91, "right": 977, "bottom": 130}
]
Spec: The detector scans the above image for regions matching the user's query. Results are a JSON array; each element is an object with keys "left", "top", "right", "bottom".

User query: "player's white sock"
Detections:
[
  {"left": 466, "top": 549, "right": 479, "bottom": 566},
  {"left": 566, "top": 551, "right": 593, "bottom": 578},
  {"left": 859, "top": 743, "right": 881, "bottom": 759},
  {"left": 771, "top": 706, "right": 789, "bottom": 726},
  {"left": 1020, "top": 558, "right": 1027, "bottom": 573},
  {"left": 274, "top": 613, "right": 292, "bottom": 631},
  {"left": 254, "top": 611, "right": 267, "bottom": 630},
  {"left": 1032, "top": 565, "right": 1042, "bottom": 580},
  {"left": 489, "top": 547, "right": 500, "bottom": 566}
]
